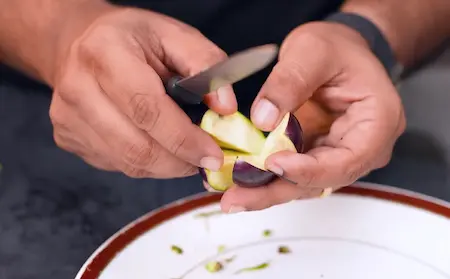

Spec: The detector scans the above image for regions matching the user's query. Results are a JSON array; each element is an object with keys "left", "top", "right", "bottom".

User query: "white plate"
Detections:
[{"left": 76, "top": 182, "right": 450, "bottom": 279}]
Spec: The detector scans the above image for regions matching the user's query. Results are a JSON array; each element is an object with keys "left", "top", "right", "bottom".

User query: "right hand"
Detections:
[{"left": 49, "top": 4, "right": 237, "bottom": 178}]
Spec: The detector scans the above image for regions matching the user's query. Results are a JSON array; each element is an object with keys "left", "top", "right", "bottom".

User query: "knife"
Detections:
[
  {"left": 164, "top": 44, "right": 297, "bottom": 185},
  {"left": 165, "top": 44, "right": 279, "bottom": 106}
]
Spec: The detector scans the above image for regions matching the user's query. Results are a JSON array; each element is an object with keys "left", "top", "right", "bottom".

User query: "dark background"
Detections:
[{"left": 1, "top": 0, "right": 450, "bottom": 278}]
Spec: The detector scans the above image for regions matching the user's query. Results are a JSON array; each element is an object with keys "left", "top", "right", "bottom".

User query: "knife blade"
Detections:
[{"left": 165, "top": 44, "right": 279, "bottom": 105}]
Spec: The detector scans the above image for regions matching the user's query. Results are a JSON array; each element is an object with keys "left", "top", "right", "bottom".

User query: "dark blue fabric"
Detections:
[{"left": 2, "top": 1, "right": 449, "bottom": 278}]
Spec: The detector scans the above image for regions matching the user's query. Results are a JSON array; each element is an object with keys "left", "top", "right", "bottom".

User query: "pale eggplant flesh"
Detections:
[{"left": 199, "top": 110, "right": 303, "bottom": 191}]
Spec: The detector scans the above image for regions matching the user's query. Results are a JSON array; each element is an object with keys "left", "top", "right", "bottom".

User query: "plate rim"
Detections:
[{"left": 75, "top": 182, "right": 450, "bottom": 279}]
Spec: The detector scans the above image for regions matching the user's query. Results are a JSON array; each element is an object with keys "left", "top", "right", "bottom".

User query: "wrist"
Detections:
[
  {"left": 0, "top": 0, "right": 117, "bottom": 84},
  {"left": 47, "top": 1, "right": 119, "bottom": 85},
  {"left": 340, "top": 0, "right": 450, "bottom": 69},
  {"left": 324, "top": 12, "right": 403, "bottom": 82}
]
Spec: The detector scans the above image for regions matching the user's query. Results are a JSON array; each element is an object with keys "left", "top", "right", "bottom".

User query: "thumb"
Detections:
[
  {"left": 158, "top": 26, "right": 237, "bottom": 115},
  {"left": 250, "top": 32, "right": 338, "bottom": 131}
]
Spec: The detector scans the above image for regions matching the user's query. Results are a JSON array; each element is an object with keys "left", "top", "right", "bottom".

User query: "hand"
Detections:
[
  {"left": 49, "top": 5, "right": 238, "bottom": 178},
  {"left": 218, "top": 22, "right": 406, "bottom": 213}
]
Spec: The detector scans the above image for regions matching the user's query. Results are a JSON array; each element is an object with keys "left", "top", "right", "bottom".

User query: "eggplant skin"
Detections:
[
  {"left": 232, "top": 114, "right": 304, "bottom": 188},
  {"left": 198, "top": 113, "right": 304, "bottom": 190},
  {"left": 199, "top": 168, "right": 208, "bottom": 181},
  {"left": 232, "top": 160, "right": 276, "bottom": 188},
  {"left": 199, "top": 163, "right": 276, "bottom": 189},
  {"left": 286, "top": 113, "right": 304, "bottom": 153}
]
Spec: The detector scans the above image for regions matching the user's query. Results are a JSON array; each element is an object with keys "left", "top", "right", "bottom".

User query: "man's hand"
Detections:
[
  {"left": 49, "top": 6, "right": 237, "bottom": 178},
  {"left": 219, "top": 22, "right": 406, "bottom": 213}
]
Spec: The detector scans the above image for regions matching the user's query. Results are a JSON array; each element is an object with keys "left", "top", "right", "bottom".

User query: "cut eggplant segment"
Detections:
[
  {"left": 199, "top": 110, "right": 303, "bottom": 191},
  {"left": 200, "top": 110, "right": 265, "bottom": 154}
]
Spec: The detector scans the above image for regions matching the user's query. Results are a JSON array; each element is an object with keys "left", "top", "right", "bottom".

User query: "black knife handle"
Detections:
[
  {"left": 165, "top": 76, "right": 204, "bottom": 105},
  {"left": 165, "top": 75, "right": 208, "bottom": 124}
]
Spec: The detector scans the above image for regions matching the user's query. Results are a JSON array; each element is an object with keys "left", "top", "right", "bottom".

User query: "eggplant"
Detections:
[{"left": 199, "top": 110, "right": 303, "bottom": 191}]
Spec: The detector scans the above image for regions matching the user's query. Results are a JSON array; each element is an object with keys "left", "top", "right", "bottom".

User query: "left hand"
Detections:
[{"left": 216, "top": 21, "right": 406, "bottom": 213}]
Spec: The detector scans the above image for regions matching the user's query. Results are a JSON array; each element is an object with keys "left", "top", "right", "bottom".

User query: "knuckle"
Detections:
[
  {"left": 77, "top": 24, "right": 119, "bottom": 60},
  {"left": 286, "top": 61, "right": 311, "bottom": 92},
  {"left": 122, "top": 165, "right": 150, "bottom": 178},
  {"left": 123, "top": 140, "right": 159, "bottom": 168},
  {"left": 204, "top": 47, "right": 227, "bottom": 61},
  {"left": 301, "top": 170, "right": 316, "bottom": 188},
  {"left": 49, "top": 100, "right": 72, "bottom": 131},
  {"left": 196, "top": 48, "right": 228, "bottom": 71},
  {"left": 345, "top": 162, "right": 367, "bottom": 184},
  {"left": 49, "top": 102, "right": 63, "bottom": 126},
  {"left": 297, "top": 156, "right": 322, "bottom": 188},
  {"left": 129, "top": 94, "right": 161, "bottom": 130},
  {"left": 377, "top": 151, "right": 393, "bottom": 169},
  {"left": 272, "top": 61, "right": 310, "bottom": 98},
  {"left": 167, "top": 131, "right": 188, "bottom": 155},
  {"left": 54, "top": 78, "right": 83, "bottom": 106},
  {"left": 53, "top": 133, "right": 76, "bottom": 154},
  {"left": 379, "top": 154, "right": 392, "bottom": 169},
  {"left": 397, "top": 110, "right": 407, "bottom": 135},
  {"left": 52, "top": 133, "right": 65, "bottom": 149},
  {"left": 180, "top": 165, "right": 198, "bottom": 177},
  {"left": 296, "top": 29, "right": 331, "bottom": 53},
  {"left": 76, "top": 36, "right": 99, "bottom": 61}
]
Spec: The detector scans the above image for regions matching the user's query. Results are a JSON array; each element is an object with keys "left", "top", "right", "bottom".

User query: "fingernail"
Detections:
[
  {"left": 228, "top": 205, "right": 246, "bottom": 214},
  {"left": 253, "top": 98, "right": 279, "bottom": 129},
  {"left": 217, "top": 86, "right": 234, "bottom": 106},
  {"left": 200, "top": 156, "right": 222, "bottom": 171},
  {"left": 267, "top": 162, "right": 284, "bottom": 176}
]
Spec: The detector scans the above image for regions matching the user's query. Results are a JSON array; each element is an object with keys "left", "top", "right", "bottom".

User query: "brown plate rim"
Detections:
[{"left": 75, "top": 182, "right": 450, "bottom": 279}]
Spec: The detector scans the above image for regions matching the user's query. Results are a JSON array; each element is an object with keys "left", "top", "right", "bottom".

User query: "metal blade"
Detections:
[{"left": 176, "top": 44, "right": 278, "bottom": 96}]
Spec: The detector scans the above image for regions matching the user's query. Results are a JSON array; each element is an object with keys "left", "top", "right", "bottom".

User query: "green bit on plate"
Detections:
[
  {"left": 263, "top": 229, "right": 272, "bottom": 237},
  {"left": 218, "top": 245, "right": 226, "bottom": 253},
  {"left": 235, "top": 262, "right": 270, "bottom": 274},
  {"left": 278, "top": 245, "right": 291, "bottom": 254},
  {"left": 194, "top": 210, "right": 223, "bottom": 218},
  {"left": 171, "top": 245, "right": 183, "bottom": 255},
  {"left": 205, "top": 261, "right": 223, "bottom": 273}
]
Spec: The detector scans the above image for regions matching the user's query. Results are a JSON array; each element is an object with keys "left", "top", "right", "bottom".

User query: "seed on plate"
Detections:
[
  {"left": 218, "top": 245, "right": 226, "bottom": 253},
  {"left": 278, "top": 245, "right": 291, "bottom": 254},
  {"left": 263, "top": 229, "right": 272, "bottom": 237},
  {"left": 205, "top": 261, "right": 223, "bottom": 273},
  {"left": 171, "top": 245, "right": 183, "bottom": 254}
]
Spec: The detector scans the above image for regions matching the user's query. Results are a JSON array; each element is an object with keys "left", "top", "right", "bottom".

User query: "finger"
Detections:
[
  {"left": 92, "top": 47, "right": 224, "bottom": 171},
  {"left": 59, "top": 71, "right": 197, "bottom": 178},
  {"left": 50, "top": 94, "right": 116, "bottom": 171},
  {"left": 203, "top": 85, "right": 237, "bottom": 116},
  {"left": 220, "top": 183, "right": 322, "bottom": 212},
  {"left": 53, "top": 131, "right": 116, "bottom": 171},
  {"left": 156, "top": 26, "right": 237, "bottom": 115},
  {"left": 80, "top": 155, "right": 116, "bottom": 171},
  {"left": 266, "top": 128, "right": 383, "bottom": 188},
  {"left": 251, "top": 31, "right": 339, "bottom": 131},
  {"left": 266, "top": 89, "right": 401, "bottom": 187}
]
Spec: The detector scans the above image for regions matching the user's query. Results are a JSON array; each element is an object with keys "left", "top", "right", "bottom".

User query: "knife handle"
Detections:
[
  {"left": 165, "top": 75, "right": 208, "bottom": 125},
  {"left": 165, "top": 76, "right": 204, "bottom": 105}
]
